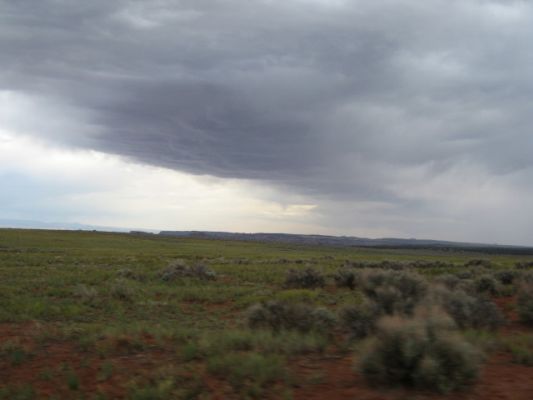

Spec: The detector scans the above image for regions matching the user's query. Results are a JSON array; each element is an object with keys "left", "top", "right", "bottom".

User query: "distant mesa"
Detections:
[{"left": 158, "top": 231, "right": 533, "bottom": 255}]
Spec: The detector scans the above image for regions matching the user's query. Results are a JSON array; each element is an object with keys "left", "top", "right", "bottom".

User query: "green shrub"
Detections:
[
  {"left": 494, "top": 270, "right": 517, "bottom": 285},
  {"left": 207, "top": 353, "right": 286, "bottom": 390},
  {"left": 510, "top": 347, "right": 533, "bottom": 366},
  {"left": 359, "top": 311, "right": 481, "bottom": 393},
  {"left": 362, "top": 270, "right": 427, "bottom": 300},
  {"left": 129, "top": 379, "right": 175, "bottom": 400},
  {"left": 333, "top": 268, "right": 357, "bottom": 290},
  {"left": 255, "top": 330, "right": 328, "bottom": 355},
  {"left": 462, "top": 329, "right": 501, "bottom": 352},
  {"left": 284, "top": 267, "right": 325, "bottom": 289},
  {"left": 247, "top": 301, "right": 335, "bottom": 334},
  {"left": 179, "top": 330, "right": 325, "bottom": 360},
  {"left": 199, "top": 329, "right": 328, "bottom": 356},
  {"left": 117, "top": 268, "right": 146, "bottom": 281},
  {"left": 109, "top": 279, "right": 135, "bottom": 301},
  {"left": 409, "top": 260, "right": 455, "bottom": 269},
  {"left": 465, "top": 259, "right": 492, "bottom": 268},
  {"left": 181, "top": 342, "right": 201, "bottom": 361},
  {"left": 515, "top": 261, "right": 533, "bottom": 270},
  {"left": 360, "top": 270, "right": 428, "bottom": 315},
  {"left": 517, "top": 283, "right": 533, "bottom": 325},
  {"left": 473, "top": 275, "right": 500, "bottom": 296},
  {"left": 97, "top": 361, "right": 114, "bottom": 382},
  {"left": 434, "top": 274, "right": 461, "bottom": 290},
  {"left": 66, "top": 369, "right": 80, "bottom": 391},
  {"left": 344, "top": 260, "right": 408, "bottom": 270},
  {"left": 455, "top": 270, "right": 474, "bottom": 280},
  {"left": 275, "top": 289, "right": 319, "bottom": 304},
  {"left": 340, "top": 302, "right": 381, "bottom": 339},
  {"left": 375, "top": 259, "right": 456, "bottom": 270},
  {"left": 311, "top": 308, "right": 337, "bottom": 333},
  {"left": 72, "top": 285, "right": 99, "bottom": 305},
  {"left": 160, "top": 261, "right": 216, "bottom": 281},
  {"left": 502, "top": 334, "right": 533, "bottom": 366},
  {"left": 373, "top": 286, "right": 408, "bottom": 315},
  {"left": 521, "top": 271, "right": 533, "bottom": 284},
  {"left": 433, "top": 288, "right": 505, "bottom": 331},
  {"left": 0, "top": 341, "right": 31, "bottom": 366}
]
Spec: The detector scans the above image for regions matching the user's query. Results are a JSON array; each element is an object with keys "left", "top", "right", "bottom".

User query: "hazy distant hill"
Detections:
[
  {"left": 2, "top": 219, "right": 531, "bottom": 254},
  {"left": 159, "top": 231, "right": 533, "bottom": 255},
  {"left": 0, "top": 219, "right": 146, "bottom": 233}
]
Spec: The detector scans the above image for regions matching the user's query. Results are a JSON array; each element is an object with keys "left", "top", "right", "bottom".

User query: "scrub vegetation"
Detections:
[{"left": 1, "top": 229, "right": 533, "bottom": 399}]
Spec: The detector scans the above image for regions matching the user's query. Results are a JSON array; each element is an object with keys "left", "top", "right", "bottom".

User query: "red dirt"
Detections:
[
  {"left": 494, "top": 296, "right": 519, "bottom": 322},
  {"left": 2, "top": 297, "right": 532, "bottom": 399},
  {"left": 291, "top": 351, "right": 533, "bottom": 400},
  {"left": 0, "top": 321, "right": 44, "bottom": 343},
  {"left": 0, "top": 324, "right": 176, "bottom": 399},
  {"left": 181, "top": 300, "right": 237, "bottom": 323},
  {"left": 492, "top": 295, "right": 532, "bottom": 335}
]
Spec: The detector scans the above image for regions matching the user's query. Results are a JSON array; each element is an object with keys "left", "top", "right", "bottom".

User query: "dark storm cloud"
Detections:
[{"left": 1, "top": 0, "right": 533, "bottom": 203}]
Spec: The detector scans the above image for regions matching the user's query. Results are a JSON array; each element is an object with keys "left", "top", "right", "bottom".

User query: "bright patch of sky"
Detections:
[{"left": 0, "top": 130, "right": 322, "bottom": 233}]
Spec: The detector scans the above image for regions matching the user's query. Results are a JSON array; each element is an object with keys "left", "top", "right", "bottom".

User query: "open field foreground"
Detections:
[{"left": 1, "top": 229, "right": 533, "bottom": 399}]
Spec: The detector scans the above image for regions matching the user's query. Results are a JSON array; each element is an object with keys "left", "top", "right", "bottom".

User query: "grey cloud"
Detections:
[{"left": 1, "top": 0, "right": 533, "bottom": 242}]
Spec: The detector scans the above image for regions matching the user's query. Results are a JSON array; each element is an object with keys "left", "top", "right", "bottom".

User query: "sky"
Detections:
[{"left": 1, "top": 0, "right": 532, "bottom": 245}]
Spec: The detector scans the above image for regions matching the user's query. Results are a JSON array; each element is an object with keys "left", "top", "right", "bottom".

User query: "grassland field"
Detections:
[{"left": 1, "top": 228, "right": 532, "bottom": 400}]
